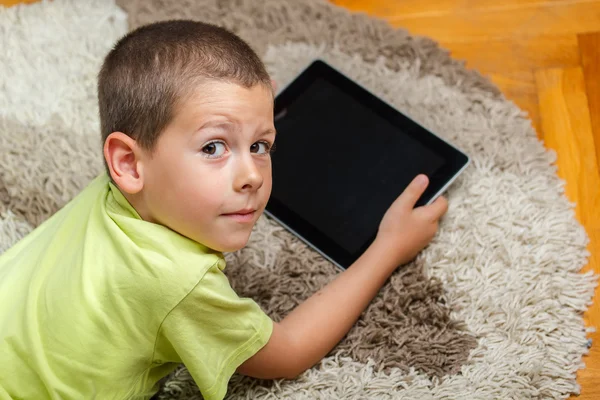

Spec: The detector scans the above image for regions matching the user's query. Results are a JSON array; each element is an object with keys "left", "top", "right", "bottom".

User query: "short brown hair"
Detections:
[{"left": 98, "top": 20, "right": 271, "bottom": 153}]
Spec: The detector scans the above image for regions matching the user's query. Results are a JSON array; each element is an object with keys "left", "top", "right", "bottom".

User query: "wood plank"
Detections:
[
  {"left": 535, "top": 69, "right": 600, "bottom": 399},
  {"left": 336, "top": 0, "right": 600, "bottom": 40},
  {"left": 439, "top": 35, "right": 580, "bottom": 72},
  {"left": 535, "top": 67, "right": 600, "bottom": 227},
  {"left": 583, "top": 229, "right": 600, "bottom": 313},
  {"left": 578, "top": 32, "right": 600, "bottom": 174},
  {"left": 436, "top": 34, "right": 581, "bottom": 139},
  {"left": 0, "top": 0, "right": 39, "bottom": 7},
  {"left": 332, "top": 0, "right": 578, "bottom": 17}
]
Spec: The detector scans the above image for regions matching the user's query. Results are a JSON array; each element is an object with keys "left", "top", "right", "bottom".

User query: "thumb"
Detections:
[
  {"left": 419, "top": 195, "right": 449, "bottom": 221},
  {"left": 398, "top": 175, "right": 429, "bottom": 209}
]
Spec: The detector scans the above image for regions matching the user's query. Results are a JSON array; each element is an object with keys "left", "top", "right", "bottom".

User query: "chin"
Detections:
[
  {"left": 215, "top": 236, "right": 251, "bottom": 253},
  {"left": 218, "top": 244, "right": 246, "bottom": 252}
]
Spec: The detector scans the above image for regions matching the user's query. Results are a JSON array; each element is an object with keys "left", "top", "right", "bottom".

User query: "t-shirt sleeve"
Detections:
[{"left": 155, "top": 261, "right": 273, "bottom": 400}]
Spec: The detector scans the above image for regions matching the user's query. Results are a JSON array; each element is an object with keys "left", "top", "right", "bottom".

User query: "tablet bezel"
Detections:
[{"left": 265, "top": 59, "right": 470, "bottom": 270}]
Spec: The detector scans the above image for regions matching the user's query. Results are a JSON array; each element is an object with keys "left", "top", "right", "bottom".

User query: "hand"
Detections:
[
  {"left": 238, "top": 178, "right": 446, "bottom": 380},
  {"left": 375, "top": 174, "right": 448, "bottom": 267}
]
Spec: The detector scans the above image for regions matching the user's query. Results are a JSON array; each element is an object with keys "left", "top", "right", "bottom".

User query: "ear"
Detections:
[{"left": 103, "top": 132, "right": 145, "bottom": 194}]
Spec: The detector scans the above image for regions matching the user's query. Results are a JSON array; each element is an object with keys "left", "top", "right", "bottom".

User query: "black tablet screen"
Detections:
[{"left": 272, "top": 77, "right": 446, "bottom": 254}]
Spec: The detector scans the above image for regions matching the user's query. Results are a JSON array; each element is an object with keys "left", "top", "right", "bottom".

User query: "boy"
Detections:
[{"left": 0, "top": 20, "right": 448, "bottom": 400}]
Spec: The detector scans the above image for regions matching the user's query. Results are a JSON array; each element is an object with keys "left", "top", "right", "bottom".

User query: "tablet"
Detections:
[{"left": 265, "top": 60, "right": 470, "bottom": 270}]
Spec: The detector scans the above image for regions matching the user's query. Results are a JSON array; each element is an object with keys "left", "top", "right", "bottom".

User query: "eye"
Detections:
[
  {"left": 201, "top": 141, "right": 227, "bottom": 158},
  {"left": 250, "top": 141, "right": 273, "bottom": 155}
]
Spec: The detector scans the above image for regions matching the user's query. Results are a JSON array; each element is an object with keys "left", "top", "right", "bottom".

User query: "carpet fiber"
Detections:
[{"left": 0, "top": 0, "right": 597, "bottom": 398}]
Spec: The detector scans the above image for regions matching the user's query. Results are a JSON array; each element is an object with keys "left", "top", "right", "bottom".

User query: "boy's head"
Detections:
[{"left": 98, "top": 20, "right": 275, "bottom": 252}]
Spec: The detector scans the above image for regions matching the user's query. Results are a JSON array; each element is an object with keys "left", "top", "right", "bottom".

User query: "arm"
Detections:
[
  {"left": 237, "top": 238, "right": 400, "bottom": 379},
  {"left": 237, "top": 175, "right": 448, "bottom": 379}
]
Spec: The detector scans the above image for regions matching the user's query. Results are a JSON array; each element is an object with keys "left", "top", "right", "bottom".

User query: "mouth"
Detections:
[{"left": 221, "top": 209, "right": 257, "bottom": 223}]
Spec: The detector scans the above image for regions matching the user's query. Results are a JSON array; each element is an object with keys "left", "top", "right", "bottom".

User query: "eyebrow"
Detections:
[
  {"left": 195, "top": 121, "right": 276, "bottom": 139},
  {"left": 260, "top": 128, "right": 277, "bottom": 137},
  {"left": 198, "top": 121, "right": 236, "bottom": 131}
]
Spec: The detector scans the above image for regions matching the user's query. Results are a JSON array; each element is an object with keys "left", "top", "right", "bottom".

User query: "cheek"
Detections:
[
  {"left": 261, "top": 163, "right": 273, "bottom": 197},
  {"left": 179, "top": 175, "right": 226, "bottom": 212},
  {"left": 152, "top": 157, "right": 226, "bottom": 218},
  {"left": 263, "top": 172, "right": 272, "bottom": 197}
]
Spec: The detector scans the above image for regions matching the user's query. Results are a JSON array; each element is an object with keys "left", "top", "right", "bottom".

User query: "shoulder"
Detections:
[
  {"left": 153, "top": 259, "right": 273, "bottom": 398},
  {"left": 160, "top": 257, "right": 272, "bottom": 345},
  {"left": 115, "top": 249, "right": 225, "bottom": 312}
]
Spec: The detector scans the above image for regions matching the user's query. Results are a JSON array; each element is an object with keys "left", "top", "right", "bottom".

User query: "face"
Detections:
[{"left": 139, "top": 81, "right": 275, "bottom": 252}]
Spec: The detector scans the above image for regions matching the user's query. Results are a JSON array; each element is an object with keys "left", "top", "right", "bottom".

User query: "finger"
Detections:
[
  {"left": 421, "top": 196, "right": 448, "bottom": 221},
  {"left": 398, "top": 174, "right": 429, "bottom": 209}
]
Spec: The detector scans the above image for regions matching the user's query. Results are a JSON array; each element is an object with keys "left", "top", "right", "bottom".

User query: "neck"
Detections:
[{"left": 121, "top": 190, "right": 156, "bottom": 224}]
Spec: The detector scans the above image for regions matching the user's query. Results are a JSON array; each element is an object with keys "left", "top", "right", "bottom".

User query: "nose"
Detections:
[{"left": 233, "top": 153, "right": 263, "bottom": 192}]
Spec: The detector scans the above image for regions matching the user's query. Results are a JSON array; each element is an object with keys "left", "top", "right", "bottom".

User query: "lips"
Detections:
[
  {"left": 221, "top": 208, "right": 257, "bottom": 223},
  {"left": 223, "top": 208, "right": 255, "bottom": 215}
]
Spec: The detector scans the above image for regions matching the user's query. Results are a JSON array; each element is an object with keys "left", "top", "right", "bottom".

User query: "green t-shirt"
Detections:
[{"left": 0, "top": 173, "right": 273, "bottom": 400}]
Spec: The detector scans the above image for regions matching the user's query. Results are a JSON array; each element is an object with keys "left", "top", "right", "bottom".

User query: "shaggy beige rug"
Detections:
[{"left": 0, "top": 0, "right": 597, "bottom": 399}]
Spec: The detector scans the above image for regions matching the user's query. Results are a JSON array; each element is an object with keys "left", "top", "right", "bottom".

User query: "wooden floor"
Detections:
[
  {"left": 332, "top": 1, "right": 600, "bottom": 398},
  {"left": 1, "top": 0, "right": 599, "bottom": 397}
]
